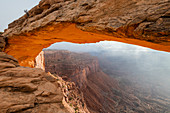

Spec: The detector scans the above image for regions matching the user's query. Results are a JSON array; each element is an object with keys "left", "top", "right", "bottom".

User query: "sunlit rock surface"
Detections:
[
  {"left": 35, "top": 51, "right": 45, "bottom": 70},
  {"left": 2, "top": 0, "right": 170, "bottom": 67}
]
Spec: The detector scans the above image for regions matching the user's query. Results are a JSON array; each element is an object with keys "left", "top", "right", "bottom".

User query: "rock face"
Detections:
[
  {"left": 0, "top": 51, "right": 89, "bottom": 113},
  {"left": 44, "top": 50, "right": 100, "bottom": 88},
  {"left": 44, "top": 50, "right": 119, "bottom": 113},
  {"left": 35, "top": 51, "right": 45, "bottom": 70},
  {"left": 2, "top": 0, "right": 170, "bottom": 67},
  {"left": 0, "top": 34, "right": 6, "bottom": 52},
  {"left": 4, "top": 0, "right": 170, "bottom": 42},
  {"left": 44, "top": 50, "right": 170, "bottom": 113}
]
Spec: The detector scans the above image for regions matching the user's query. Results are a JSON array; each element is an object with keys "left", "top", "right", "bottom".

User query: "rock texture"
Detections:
[
  {"left": 0, "top": 0, "right": 169, "bottom": 112},
  {"left": 4, "top": 0, "right": 170, "bottom": 42},
  {"left": 44, "top": 50, "right": 119, "bottom": 113},
  {"left": 0, "top": 34, "right": 6, "bottom": 52},
  {"left": 2, "top": 0, "right": 170, "bottom": 67},
  {"left": 35, "top": 51, "right": 45, "bottom": 70},
  {"left": 0, "top": 51, "right": 89, "bottom": 113},
  {"left": 44, "top": 50, "right": 170, "bottom": 113}
]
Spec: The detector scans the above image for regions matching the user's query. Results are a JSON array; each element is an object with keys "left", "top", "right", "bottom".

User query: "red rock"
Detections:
[{"left": 44, "top": 50, "right": 170, "bottom": 113}]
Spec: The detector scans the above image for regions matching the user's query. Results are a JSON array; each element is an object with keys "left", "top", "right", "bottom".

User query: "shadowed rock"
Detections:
[{"left": 0, "top": 35, "right": 6, "bottom": 52}]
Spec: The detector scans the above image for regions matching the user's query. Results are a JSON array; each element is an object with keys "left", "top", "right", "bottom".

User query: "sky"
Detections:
[
  {"left": 0, "top": 0, "right": 40, "bottom": 32},
  {"left": 45, "top": 41, "right": 170, "bottom": 59},
  {"left": 45, "top": 41, "right": 167, "bottom": 53}
]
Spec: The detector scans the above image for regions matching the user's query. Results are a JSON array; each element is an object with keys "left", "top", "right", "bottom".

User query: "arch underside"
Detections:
[{"left": 5, "top": 23, "right": 170, "bottom": 67}]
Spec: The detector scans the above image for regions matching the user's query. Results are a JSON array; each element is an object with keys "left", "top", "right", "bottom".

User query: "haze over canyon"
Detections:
[{"left": 42, "top": 41, "right": 170, "bottom": 113}]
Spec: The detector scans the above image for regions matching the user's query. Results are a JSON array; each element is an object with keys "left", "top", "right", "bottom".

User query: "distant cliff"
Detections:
[
  {"left": 44, "top": 50, "right": 119, "bottom": 112},
  {"left": 45, "top": 50, "right": 167, "bottom": 113}
]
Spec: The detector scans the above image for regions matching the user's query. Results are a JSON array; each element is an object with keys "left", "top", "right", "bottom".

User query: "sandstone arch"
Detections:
[
  {"left": 3, "top": 0, "right": 170, "bottom": 67},
  {"left": 0, "top": 0, "right": 170, "bottom": 112}
]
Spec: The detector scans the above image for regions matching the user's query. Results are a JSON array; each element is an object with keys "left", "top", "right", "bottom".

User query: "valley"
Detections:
[{"left": 44, "top": 49, "right": 170, "bottom": 113}]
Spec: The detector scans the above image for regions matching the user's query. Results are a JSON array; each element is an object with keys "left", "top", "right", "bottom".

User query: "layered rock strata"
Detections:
[
  {"left": 44, "top": 50, "right": 170, "bottom": 113},
  {"left": 0, "top": 50, "right": 89, "bottom": 112},
  {"left": 4, "top": 0, "right": 170, "bottom": 42},
  {"left": 0, "top": 34, "right": 6, "bottom": 52},
  {"left": 44, "top": 50, "right": 119, "bottom": 113},
  {"left": 45, "top": 50, "right": 169, "bottom": 113}
]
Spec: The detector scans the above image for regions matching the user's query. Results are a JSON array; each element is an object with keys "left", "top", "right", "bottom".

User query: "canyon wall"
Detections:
[
  {"left": 44, "top": 50, "right": 99, "bottom": 88},
  {"left": 44, "top": 50, "right": 119, "bottom": 113},
  {"left": 2, "top": 0, "right": 170, "bottom": 67},
  {"left": 44, "top": 50, "right": 170, "bottom": 113}
]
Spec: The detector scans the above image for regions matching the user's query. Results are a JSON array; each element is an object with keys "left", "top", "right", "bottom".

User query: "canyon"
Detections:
[
  {"left": 44, "top": 50, "right": 120, "bottom": 113},
  {"left": 44, "top": 50, "right": 170, "bottom": 113},
  {"left": 0, "top": 0, "right": 169, "bottom": 112}
]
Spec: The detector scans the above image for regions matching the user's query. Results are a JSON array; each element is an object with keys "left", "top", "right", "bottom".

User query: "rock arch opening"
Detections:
[{"left": 4, "top": 23, "right": 170, "bottom": 67}]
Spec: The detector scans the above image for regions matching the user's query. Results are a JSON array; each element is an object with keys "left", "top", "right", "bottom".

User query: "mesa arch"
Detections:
[
  {"left": 4, "top": 22, "right": 170, "bottom": 67},
  {"left": 2, "top": 0, "right": 170, "bottom": 67}
]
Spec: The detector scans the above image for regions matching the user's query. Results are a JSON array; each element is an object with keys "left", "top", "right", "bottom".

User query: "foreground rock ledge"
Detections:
[
  {"left": 2, "top": 0, "right": 170, "bottom": 67},
  {"left": 0, "top": 52, "right": 89, "bottom": 113}
]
